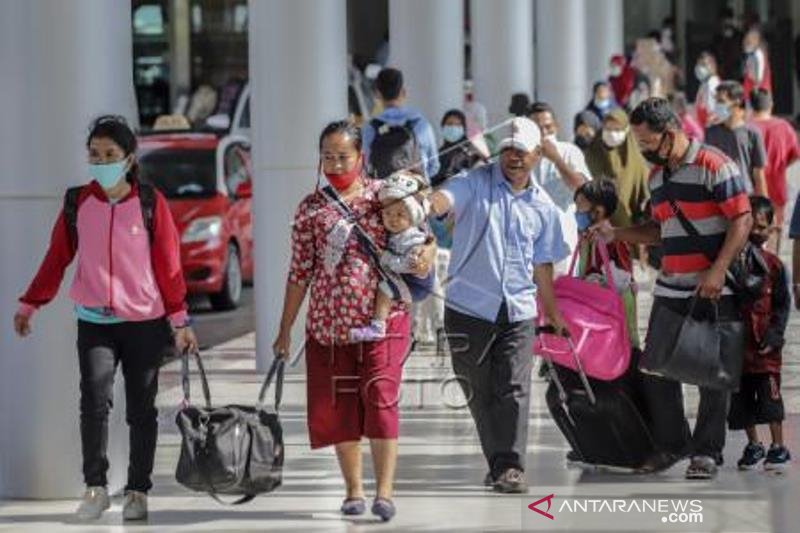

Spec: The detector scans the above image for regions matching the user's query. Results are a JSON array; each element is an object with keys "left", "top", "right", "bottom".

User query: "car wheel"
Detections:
[{"left": 210, "top": 243, "right": 242, "bottom": 311}]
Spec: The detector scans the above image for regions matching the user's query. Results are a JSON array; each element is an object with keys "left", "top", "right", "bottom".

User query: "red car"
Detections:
[{"left": 137, "top": 132, "right": 254, "bottom": 310}]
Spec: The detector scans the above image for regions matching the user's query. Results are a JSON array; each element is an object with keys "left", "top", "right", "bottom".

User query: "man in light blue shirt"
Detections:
[
  {"left": 363, "top": 68, "right": 440, "bottom": 180},
  {"left": 426, "top": 117, "right": 569, "bottom": 493}
]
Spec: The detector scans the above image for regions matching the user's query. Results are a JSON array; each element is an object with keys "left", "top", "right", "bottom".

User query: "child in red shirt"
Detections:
[{"left": 728, "top": 196, "right": 791, "bottom": 471}]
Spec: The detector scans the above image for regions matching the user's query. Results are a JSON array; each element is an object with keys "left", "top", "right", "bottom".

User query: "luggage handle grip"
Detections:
[{"left": 536, "top": 328, "right": 597, "bottom": 406}]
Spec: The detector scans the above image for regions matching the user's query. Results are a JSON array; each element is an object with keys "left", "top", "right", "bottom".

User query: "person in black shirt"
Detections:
[{"left": 431, "top": 109, "right": 486, "bottom": 187}]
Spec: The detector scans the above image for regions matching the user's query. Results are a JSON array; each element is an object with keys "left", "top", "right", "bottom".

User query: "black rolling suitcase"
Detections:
[{"left": 539, "top": 328, "right": 654, "bottom": 470}]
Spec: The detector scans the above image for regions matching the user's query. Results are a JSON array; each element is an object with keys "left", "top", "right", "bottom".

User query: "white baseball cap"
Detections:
[{"left": 497, "top": 117, "right": 542, "bottom": 153}]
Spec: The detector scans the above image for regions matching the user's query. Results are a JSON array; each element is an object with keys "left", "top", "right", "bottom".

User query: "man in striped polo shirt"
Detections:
[{"left": 594, "top": 98, "right": 752, "bottom": 480}]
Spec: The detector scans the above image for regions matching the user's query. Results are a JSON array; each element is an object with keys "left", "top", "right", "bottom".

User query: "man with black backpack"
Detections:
[{"left": 363, "top": 68, "right": 440, "bottom": 181}]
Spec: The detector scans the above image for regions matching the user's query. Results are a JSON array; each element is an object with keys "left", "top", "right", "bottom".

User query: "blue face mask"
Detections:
[
  {"left": 89, "top": 159, "right": 129, "bottom": 190},
  {"left": 594, "top": 97, "right": 612, "bottom": 110},
  {"left": 575, "top": 211, "right": 592, "bottom": 232},
  {"left": 441, "top": 124, "right": 465, "bottom": 143},
  {"left": 714, "top": 102, "right": 731, "bottom": 122}
]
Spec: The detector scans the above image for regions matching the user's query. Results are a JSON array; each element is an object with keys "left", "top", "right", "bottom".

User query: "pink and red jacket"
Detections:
[{"left": 17, "top": 181, "right": 189, "bottom": 327}]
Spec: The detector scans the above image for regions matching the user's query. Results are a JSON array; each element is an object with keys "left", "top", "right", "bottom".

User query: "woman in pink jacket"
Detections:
[{"left": 12, "top": 116, "right": 197, "bottom": 521}]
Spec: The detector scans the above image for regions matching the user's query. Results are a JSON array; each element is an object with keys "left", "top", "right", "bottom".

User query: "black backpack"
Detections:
[
  {"left": 63, "top": 182, "right": 156, "bottom": 247},
  {"left": 368, "top": 117, "right": 420, "bottom": 179}
]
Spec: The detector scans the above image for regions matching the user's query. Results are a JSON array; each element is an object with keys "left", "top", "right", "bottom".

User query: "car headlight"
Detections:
[{"left": 182, "top": 216, "right": 223, "bottom": 243}]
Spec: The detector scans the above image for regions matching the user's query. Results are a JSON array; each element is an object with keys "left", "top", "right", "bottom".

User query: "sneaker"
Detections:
[
  {"left": 340, "top": 497, "right": 366, "bottom": 516},
  {"left": 685, "top": 456, "right": 718, "bottom": 480},
  {"left": 75, "top": 486, "right": 110, "bottom": 520},
  {"left": 764, "top": 444, "right": 791, "bottom": 472},
  {"left": 349, "top": 320, "right": 386, "bottom": 343},
  {"left": 122, "top": 490, "right": 148, "bottom": 521},
  {"left": 637, "top": 452, "right": 682, "bottom": 474},
  {"left": 737, "top": 442, "right": 766, "bottom": 470},
  {"left": 371, "top": 497, "right": 396, "bottom": 522},
  {"left": 493, "top": 468, "right": 528, "bottom": 494}
]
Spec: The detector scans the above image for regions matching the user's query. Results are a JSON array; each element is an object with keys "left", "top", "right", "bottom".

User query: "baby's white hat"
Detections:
[{"left": 378, "top": 171, "right": 426, "bottom": 226}]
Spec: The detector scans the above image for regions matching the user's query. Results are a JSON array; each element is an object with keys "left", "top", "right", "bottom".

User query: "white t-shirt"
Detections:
[
  {"left": 532, "top": 140, "right": 591, "bottom": 212},
  {"left": 531, "top": 140, "right": 591, "bottom": 273},
  {"left": 696, "top": 75, "right": 720, "bottom": 115}
]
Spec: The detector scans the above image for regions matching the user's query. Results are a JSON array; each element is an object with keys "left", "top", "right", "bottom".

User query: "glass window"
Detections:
[
  {"left": 191, "top": 4, "right": 203, "bottom": 33},
  {"left": 139, "top": 149, "right": 217, "bottom": 198},
  {"left": 233, "top": 5, "right": 248, "bottom": 33},
  {"left": 239, "top": 98, "right": 250, "bottom": 129},
  {"left": 133, "top": 5, "right": 165, "bottom": 35},
  {"left": 224, "top": 145, "right": 250, "bottom": 196}
]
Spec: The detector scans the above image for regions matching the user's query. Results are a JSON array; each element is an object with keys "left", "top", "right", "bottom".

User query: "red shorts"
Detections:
[{"left": 305, "top": 312, "right": 411, "bottom": 448}]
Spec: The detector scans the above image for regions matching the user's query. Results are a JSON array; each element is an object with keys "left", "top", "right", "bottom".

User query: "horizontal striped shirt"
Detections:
[{"left": 649, "top": 140, "right": 751, "bottom": 298}]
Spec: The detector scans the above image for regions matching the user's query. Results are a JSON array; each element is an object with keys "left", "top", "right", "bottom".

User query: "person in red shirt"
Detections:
[
  {"left": 608, "top": 54, "right": 636, "bottom": 109},
  {"left": 748, "top": 89, "right": 800, "bottom": 254},
  {"left": 728, "top": 196, "right": 791, "bottom": 471},
  {"left": 272, "top": 120, "right": 435, "bottom": 522},
  {"left": 742, "top": 27, "right": 772, "bottom": 101}
]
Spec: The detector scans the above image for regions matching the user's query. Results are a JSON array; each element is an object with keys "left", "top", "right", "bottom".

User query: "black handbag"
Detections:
[
  {"left": 175, "top": 351, "right": 285, "bottom": 504},
  {"left": 641, "top": 297, "right": 745, "bottom": 390}
]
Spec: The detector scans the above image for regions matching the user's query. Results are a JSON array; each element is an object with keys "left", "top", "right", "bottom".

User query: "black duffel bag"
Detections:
[
  {"left": 641, "top": 297, "right": 745, "bottom": 390},
  {"left": 175, "top": 351, "right": 285, "bottom": 504}
]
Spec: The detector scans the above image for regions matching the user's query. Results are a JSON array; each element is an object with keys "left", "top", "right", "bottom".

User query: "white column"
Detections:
[
  {"left": 471, "top": 0, "right": 535, "bottom": 127},
  {"left": 168, "top": 0, "right": 192, "bottom": 108},
  {"left": 0, "top": 0, "right": 136, "bottom": 498},
  {"left": 388, "top": 0, "right": 464, "bottom": 135},
  {"left": 249, "top": 0, "right": 348, "bottom": 371},
  {"left": 535, "top": 0, "right": 588, "bottom": 127},
  {"left": 584, "top": 0, "right": 623, "bottom": 91}
]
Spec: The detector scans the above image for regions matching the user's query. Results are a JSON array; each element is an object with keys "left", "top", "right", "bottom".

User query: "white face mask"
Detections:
[
  {"left": 543, "top": 133, "right": 558, "bottom": 144},
  {"left": 602, "top": 128, "right": 627, "bottom": 148},
  {"left": 609, "top": 65, "right": 623, "bottom": 77},
  {"left": 694, "top": 64, "right": 710, "bottom": 81}
]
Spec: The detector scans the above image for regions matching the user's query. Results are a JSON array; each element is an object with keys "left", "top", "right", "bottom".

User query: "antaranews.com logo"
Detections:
[{"left": 525, "top": 494, "right": 704, "bottom": 529}]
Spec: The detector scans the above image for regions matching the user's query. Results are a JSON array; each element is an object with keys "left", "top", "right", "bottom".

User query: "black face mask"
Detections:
[
  {"left": 574, "top": 134, "right": 593, "bottom": 150},
  {"left": 641, "top": 132, "right": 672, "bottom": 166}
]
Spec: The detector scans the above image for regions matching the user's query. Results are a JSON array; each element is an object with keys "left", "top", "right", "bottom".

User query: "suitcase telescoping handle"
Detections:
[{"left": 535, "top": 326, "right": 597, "bottom": 406}]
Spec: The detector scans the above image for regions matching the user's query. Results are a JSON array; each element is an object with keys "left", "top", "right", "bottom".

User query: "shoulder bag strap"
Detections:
[
  {"left": 63, "top": 186, "right": 83, "bottom": 248},
  {"left": 318, "top": 185, "right": 403, "bottom": 300}
]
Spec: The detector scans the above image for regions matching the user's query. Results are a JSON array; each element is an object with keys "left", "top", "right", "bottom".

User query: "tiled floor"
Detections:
[{"left": 0, "top": 333, "right": 798, "bottom": 533}]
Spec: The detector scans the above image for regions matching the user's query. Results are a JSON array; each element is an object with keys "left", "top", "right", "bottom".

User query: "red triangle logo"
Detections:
[{"left": 528, "top": 494, "right": 555, "bottom": 520}]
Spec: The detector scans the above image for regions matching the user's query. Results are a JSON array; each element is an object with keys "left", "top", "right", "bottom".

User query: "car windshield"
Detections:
[{"left": 138, "top": 148, "right": 217, "bottom": 198}]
